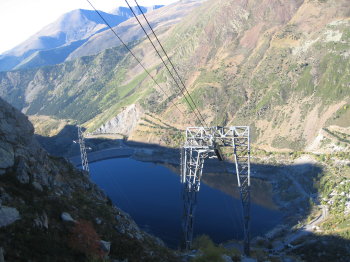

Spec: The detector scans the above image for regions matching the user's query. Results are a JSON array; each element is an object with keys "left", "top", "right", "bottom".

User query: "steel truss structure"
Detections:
[
  {"left": 181, "top": 126, "right": 251, "bottom": 255},
  {"left": 78, "top": 126, "right": 90, "bottom": 174}
]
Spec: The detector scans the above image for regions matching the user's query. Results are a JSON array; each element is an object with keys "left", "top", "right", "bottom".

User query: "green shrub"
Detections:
[{"left": 192, "top": 235, "right": 227, "bottom": 262}]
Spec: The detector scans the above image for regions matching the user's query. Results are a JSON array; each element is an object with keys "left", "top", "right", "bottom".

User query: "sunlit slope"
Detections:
[{"left": 153, "top": 0, "right": 350, "bottom": 151}]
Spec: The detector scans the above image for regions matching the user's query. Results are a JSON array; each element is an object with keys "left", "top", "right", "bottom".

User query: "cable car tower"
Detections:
[
  {"left": 78, "top": 126, "right": 90, "bottom": 174},
  {"left": 181, "top": 126, "right": 251, "bottom": 255}
]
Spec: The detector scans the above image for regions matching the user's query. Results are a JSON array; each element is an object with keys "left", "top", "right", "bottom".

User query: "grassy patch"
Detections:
[
  {"left": 271, "top": 136, "right": 306, "bottom": 150},
  {"left": 296, "top": 66, "right": 314, "bottom": 96},
  {"left": 327, "top": 104, "right": 350, "bottom": 127}
]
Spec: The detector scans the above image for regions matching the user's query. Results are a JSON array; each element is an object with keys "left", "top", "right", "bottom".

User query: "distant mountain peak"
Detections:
[
  {"left": 110, "top": 5, "right": 164, "bottom": 16},
  {"left": 0, "top": 5, "right": 163, "bottom": 71}
]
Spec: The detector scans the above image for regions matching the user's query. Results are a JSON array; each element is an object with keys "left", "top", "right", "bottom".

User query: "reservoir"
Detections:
[{"left": 90, "top": 157, "right": 282, "bottom": 247}]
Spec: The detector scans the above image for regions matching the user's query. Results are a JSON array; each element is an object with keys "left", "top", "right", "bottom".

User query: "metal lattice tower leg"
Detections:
[
  {"left": 233, "top": 127, "right": 251, "bottom": 256},
  {"left": 180, "top": 126, "right": 251, "bottom": 255},
  {"left": 181, "top": 187, "right": 197, "bottom": 250},
  {"left": 181, "top": 147, "right": 206, "bottom": 250},
  {"left": 78, "top": 126, "right": 90, "bottom": 174}
]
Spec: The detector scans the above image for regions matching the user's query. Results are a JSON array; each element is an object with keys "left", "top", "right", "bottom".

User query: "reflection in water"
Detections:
[
  {"left": 163, "top": 161, "right": 278, "bottom": 210},
  {"left": 90, "top": 158, "right": 282, "bottom": 247},
  {"left": 202, "top": 172, "right": 278, "bottom": 210}
]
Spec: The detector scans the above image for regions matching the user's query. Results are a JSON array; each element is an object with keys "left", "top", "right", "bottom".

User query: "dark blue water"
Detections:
[{"left": 90, "top": 158, "right": 282, "bottom": 247}]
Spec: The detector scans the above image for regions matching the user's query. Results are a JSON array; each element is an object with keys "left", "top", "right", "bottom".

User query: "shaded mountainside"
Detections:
[
  {"left": 0, "top": 0, "right": 349, "bottom": 152},
  {"left": 0, "top": 97, "right": 178, "bottom": 261}
]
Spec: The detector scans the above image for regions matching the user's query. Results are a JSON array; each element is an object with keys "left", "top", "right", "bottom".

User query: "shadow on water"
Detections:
[{"left": 36, "top": 126, "right": 350, "bottom": 259}]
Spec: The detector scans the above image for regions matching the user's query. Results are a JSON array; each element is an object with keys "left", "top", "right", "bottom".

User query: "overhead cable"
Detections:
[
  {"left": 125, "top": 0, "right": 208, "bottom": 127},
  {"left": 133, "top": 0, "right": 208, "bottom": 127},
  {"left": 85, "top": 0, "right": 184, "bottom": 115}
]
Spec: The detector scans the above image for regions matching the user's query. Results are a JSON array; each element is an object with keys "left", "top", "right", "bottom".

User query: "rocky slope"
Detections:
[
  {"left": 94, "top": 103, "right": 143, "bottom": 136},
  {"left": 0, "top": 0, "right": 349, "bottom": 152},
  {"left": 0, "top": 97, "right": 178, "bottom": 261}
]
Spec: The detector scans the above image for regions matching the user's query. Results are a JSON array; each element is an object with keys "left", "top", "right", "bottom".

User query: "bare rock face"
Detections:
[
  {"left": 0, "top": 98, "right": 35, "bottom": 175},
  {"left": 0, "top": 99, "right": 33, "bottom": 174},
  {"left": 0, "top": 98, "right": 73, "bottom": 190},
  {"left": 0, "top": 98, "right": 33, "bottom": 145},
  {"left": 94, "top": 104, "right": 143, "bottom": 136}
]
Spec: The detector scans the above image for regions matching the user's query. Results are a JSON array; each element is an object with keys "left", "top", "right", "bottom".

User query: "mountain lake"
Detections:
[{"left": 89, "top": 157, "right": 282, "bottom": 248}]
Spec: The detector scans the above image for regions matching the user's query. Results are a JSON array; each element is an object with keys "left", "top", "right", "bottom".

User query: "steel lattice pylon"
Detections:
[
  {"left": 180, "top": 126, "right": 251, "bottom": 255},
  {"left": 181, "top": 147, "right": 209, "bottom": 249},
  {"left": 78, "top": 126, "right": 89, "bottom": 174}
]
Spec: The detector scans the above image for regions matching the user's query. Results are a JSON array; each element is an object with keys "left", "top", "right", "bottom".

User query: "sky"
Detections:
[{"left": 0, "top": 0, "right": 178, "bottom": 54}]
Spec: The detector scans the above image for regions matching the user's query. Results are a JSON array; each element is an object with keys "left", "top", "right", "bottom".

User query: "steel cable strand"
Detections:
[
  {"left": 125, "top": 0, "right": 207, "bottom": 127},
  {"left": 86, "top": 0, "right": 184, "bottom": 116},
  {"left": 133, "top": 0, "right": 208, "bottom": 127}
]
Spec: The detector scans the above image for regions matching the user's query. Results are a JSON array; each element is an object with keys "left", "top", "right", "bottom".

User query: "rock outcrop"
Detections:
[{"left": 94, "top": 104, "right": 143, "bottom": 136}]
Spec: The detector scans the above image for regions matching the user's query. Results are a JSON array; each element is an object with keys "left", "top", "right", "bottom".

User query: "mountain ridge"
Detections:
[
  {"left": 66, "top": 0, "right": 206, "bottom": 60},
  {"left": 0, "top": 5, "right": 164, "bottom": 71}
]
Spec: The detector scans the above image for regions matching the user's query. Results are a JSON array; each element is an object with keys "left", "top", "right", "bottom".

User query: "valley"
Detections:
[{"left": 0, "top": 0, "right": 349, "bottom": 261}]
